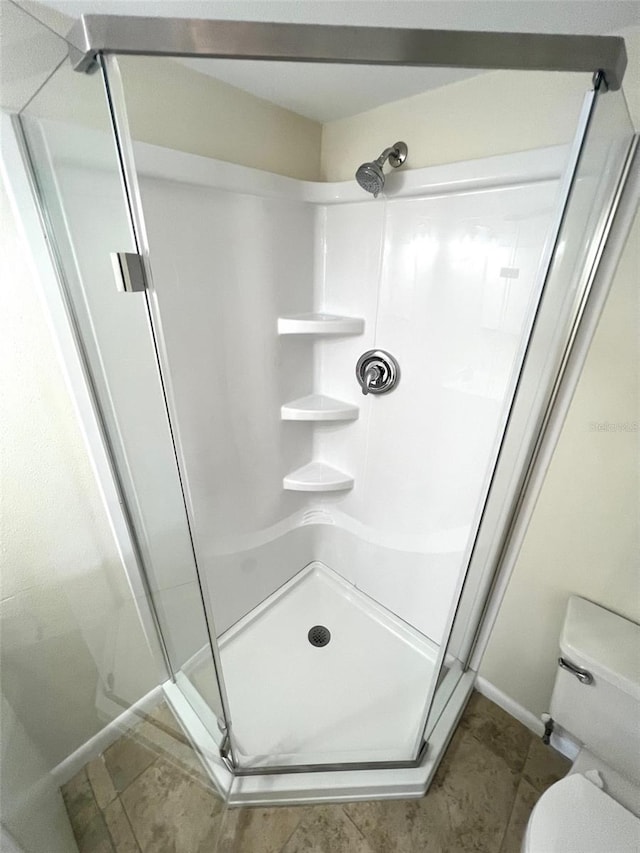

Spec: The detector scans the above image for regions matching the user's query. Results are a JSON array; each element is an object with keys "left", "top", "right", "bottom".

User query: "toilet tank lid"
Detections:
[{"left": 560, "top": 597, "right": 640, "bottom": 700}]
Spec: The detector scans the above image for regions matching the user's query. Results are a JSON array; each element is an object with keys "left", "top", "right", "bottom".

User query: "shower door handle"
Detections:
[{"left": 111, "top": 251, "right": 147, "bottom": 293}]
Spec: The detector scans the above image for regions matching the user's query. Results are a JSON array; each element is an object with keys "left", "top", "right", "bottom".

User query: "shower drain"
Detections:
[{"left": 308, "top": 625, "right": 331, "bottom": 647}]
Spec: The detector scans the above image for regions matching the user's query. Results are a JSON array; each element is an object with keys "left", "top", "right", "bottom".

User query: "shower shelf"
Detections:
[
  {"left": 277, "top": 313, "right": 364, "bottom": 335},
  {"left": 283, "top": 462, "right": 354, "bottom": 492},
  {"left": 281, "top": 394, "right": 359, "bottom": 422}
]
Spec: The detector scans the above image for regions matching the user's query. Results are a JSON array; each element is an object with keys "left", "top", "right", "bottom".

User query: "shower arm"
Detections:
[
  {"left": 373, "top": 142, "right": 409, "bottom": 171},
  {"left": 375, "top": 147, "right": 398, "bottom": 168}
]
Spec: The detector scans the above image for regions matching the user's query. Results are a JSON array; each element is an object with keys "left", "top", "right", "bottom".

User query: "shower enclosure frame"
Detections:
[
  {"left": 67, "top": 16, "right": 627, "bottom": 88},
  {"left": 16, "top": 14, "right": 638, "bottom": 802}
]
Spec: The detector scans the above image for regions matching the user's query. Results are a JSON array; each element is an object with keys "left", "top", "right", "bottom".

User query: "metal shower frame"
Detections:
[
  {"left": 56, "top": 14, "right": 635, "bottom": 782},
  {"left": 67, "top": 16, "right": 627, "bottom": 91}
]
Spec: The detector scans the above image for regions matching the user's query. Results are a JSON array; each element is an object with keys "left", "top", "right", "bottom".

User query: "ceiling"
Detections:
[
  {"left": 22, "top": 1, "right": 640, "bottom": 35},
  {"left": 10, "top": 1, "right": 640, "bottom": 122},
  {"left": 176, "top": 59, "right": 485, "bottom": 123}
]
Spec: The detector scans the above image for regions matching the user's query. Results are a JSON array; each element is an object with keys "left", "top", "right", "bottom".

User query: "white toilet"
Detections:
[{"left": 523, "top": 595, "right": 640, "bottom": 852}]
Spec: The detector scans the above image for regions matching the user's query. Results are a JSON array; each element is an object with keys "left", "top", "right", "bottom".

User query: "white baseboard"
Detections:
[
  {"left": 50, "top": 685, "right": 163, "bottom": 786},
  {"left": 474, "top": 676, "right": 545, "bottom": 737}
]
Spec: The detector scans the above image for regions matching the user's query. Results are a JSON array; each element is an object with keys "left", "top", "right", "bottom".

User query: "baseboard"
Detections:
[
  {"left": 474, "top": 676, "right": 545, "bottom": 737},
  {"left": 50, "top": 685, "right": 163, "bottom": 786}
]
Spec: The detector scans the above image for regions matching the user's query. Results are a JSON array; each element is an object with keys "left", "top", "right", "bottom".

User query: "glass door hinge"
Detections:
[{"left": 220, "top": 732, "right": 234, "bottom": 771}]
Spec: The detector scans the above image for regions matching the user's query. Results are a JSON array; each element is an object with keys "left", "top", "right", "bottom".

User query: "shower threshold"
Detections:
[{"left": 190, "top": 562, "right": 439, "bottom": 770}]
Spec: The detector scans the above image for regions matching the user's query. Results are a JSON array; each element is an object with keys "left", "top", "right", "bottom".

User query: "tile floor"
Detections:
[{"left": 61, "top": 691, "right": 570, "bottom": 853}]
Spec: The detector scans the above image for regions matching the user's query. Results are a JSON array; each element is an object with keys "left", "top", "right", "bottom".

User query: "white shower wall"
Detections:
[
  {"left": 137, "top": 166, "right": 318, "bottom": 636},
  {"left": 134, "top": 143, "right": 564, "bottom": 644},
  {"left": 315, "top": 175, "right": 561, "bottom": 641},
  {"left": 23, "top": 117, "right": 566, "bottom": 671}
]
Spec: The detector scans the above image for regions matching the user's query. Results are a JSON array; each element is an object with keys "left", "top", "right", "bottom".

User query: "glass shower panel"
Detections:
[
  {"left": 18, "top": 51, "right": 230, "bottom": 769},
  {"left": 106, "top": 51, "right": 605, "bottom": 771},
  {"left": 1, "top": 8, "right": 162, "bottom": 847},
  {"left": 423, "top": 82, "right": 637, "bottom": 739}
]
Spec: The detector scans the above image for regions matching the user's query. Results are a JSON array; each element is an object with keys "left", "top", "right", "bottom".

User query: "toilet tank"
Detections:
[{"left": 550, "top": 596, "right": 640, "bottom": 783}]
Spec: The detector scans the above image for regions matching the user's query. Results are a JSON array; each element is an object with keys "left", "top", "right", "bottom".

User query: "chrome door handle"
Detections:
[
  {"left": 558, "top": 657, "right": 594, "bottom": 685},
  {"left": 111, "top": 251, "right": 147, "bottom": 293}
]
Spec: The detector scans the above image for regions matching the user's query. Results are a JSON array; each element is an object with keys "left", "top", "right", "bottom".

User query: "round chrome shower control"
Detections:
[{"left": 356, "top": 350, "right": 400, "bottom": 396}]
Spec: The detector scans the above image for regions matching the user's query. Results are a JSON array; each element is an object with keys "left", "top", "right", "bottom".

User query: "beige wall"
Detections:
[
  {"left": 2, "top": 3, "right": 322, "bottom": 182},
  {"left": 119, "top": 56, "right": 323, "bottom": 181},
  {"left": 321, "top": 25, "right": 639, "bottom": 181},
  {"left": 16, "top": 55, "right": 323, "bottom": 182},
  {"left": 479, "top": 210, "right": 640, "bottom": 719},
  {"left": 1, "top": 693, "right": 77, "bottom": 853},
  {"left": 322, "top": 70, "right": 588, "bottom": 181},
  {"left": 0, "top": 177, "right": 158, "bottom": 772}
]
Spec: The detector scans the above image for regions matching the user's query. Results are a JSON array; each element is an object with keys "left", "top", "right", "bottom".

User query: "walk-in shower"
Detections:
[{"left": 12, "top": 14, "right": 636, "bottom": 808}]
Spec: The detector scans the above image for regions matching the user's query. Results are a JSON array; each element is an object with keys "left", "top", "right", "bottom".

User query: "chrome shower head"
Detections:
[
  {"left": 355, "top": 141, "right": 408, "bottom": 198},
  {"left": 355, "top": 161, "right": 385, "bottom": 197}
]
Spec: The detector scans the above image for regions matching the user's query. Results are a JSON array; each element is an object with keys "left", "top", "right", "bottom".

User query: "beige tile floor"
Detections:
[{"left": 62, "top": 691, "right": 570, "bottom": 853}]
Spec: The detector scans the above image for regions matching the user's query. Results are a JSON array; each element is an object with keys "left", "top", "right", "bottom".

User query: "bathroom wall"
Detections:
[
  {"left": 3, "top": 1, "right": 322, "bottom": 180},
  {"left": 1, "top": 693, "right": 78, "bottom": 853},
  {"left": 14, "top": 52, "right": 323, "bottom": 181},
  {"left": 321, "top": 70, "right": 588, "bottom": 181},
  {"left": 132, "top": 150, "right": 317, "bottom": 634},
  {"left": 321, "top": 24, "right": 639, "bottom": 181},
  {"left": 479, "top": 209, "right": 640, "bottom": 719},
  {"left": 315, "top": 163, "right": 561, "bottom": 642},
  {"left": 119, "top": 57, "right": 323, "bottom": 181},
  {"left": 0, "top": 167, "right": 157, "bottom": 800},
  {"left": 1, "top": 10, "right": 162, "bottom": 843}
]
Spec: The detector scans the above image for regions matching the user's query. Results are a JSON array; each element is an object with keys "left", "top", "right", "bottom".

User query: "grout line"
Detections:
[
  {"left": 341, "top": 804, "right": 372, "bottom": 845},
  {"left": 276, "top": 806, "right": 310, "bottom": 853},
  {"left": 141, "top": 706, "right": 191, "bottom": 747},
  {"left": 213, "top": 808, "right": 235, "bottom": 853},
  {"left": 84, "top": 762, "right": 102, "bottom": 807},
  {"left": 110, "top": 749, "right": 161, "bottom": 801},
  {"left": 496, "top": 771, "right": 531, "bottom": 853},
  {"left": 116, "top": 794, "right": 144, "bottom": 853},
  {"left": 521, "top": 734, "right": 535, "bottom": 781},
  {"left": 98, "top": 811, "right": 117, "bottom": 853}
]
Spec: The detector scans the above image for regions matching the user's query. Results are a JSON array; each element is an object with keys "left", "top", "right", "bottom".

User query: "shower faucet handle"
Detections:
[
  {"left": 356, "top": 350, "right": 400, "bottom": 396},
  {"left": 363, "top": 364, "right": 382, "bottom": 395}
]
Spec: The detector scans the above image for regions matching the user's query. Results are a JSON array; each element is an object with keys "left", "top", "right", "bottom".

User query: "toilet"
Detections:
[{"left": 523, "top": 596, "right": 640, "bottom": 852}]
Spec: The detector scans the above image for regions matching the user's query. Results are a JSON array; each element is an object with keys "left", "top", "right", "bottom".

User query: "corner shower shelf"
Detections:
[
  {"left": 281, "top": 394, "right": 359, "bottom": 422},
  {"left": 277, "top": 313, "right": 364, "bottom": 336},
  {"left": 283, "top": 462, "right": 354, "bottom": 492}
]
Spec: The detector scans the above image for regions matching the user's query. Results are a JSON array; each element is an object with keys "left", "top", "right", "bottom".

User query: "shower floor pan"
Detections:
[{"left": 200, "top": 561, "right": 439, "bottom": 770}]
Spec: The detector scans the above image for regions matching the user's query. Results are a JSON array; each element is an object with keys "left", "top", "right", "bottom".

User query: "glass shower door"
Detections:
[
  {"left": 17, "top": 39, "right": 232, "bottom": 795},
  {"left": 422, "top": 79, "right": 637, "bottom": 741}
]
